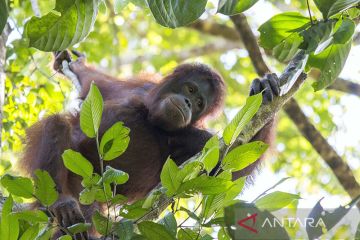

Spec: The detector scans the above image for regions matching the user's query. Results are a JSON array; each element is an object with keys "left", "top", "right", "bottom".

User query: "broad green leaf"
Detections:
[
  {"left": 119, "top": 200, "right": 148, "bottom": 219},
  {"left": 13, "top": 210, "right": 49, "bottom": 223},
  {"left": 176, "top": 161, "right": 202, "bottom": 183},
  {"left": 300, "top": 21, "right": 335, "bottom": 52},
  {"left": 79, "top": 187, "right": 97, "bottom": 205},
  {"left": 160, "top": 158, "right": 180, "bottom": 196},
  {"left": 33, "top": 170, "right": 58, "bottom": 206},
  {"left": 19, "top": 224, "right": 40, "bottom": 240},
  {"left": 110, "top": 194, "right": 128, "bottom": 205},
  {"left": 313, "top": 0, "right": 360, "bottom": 18},
  {"left": 102, "top": 166, "right": 129, "bottom": 184},
  {"left": 24, "top": 0, "right": 100, "bottom": 51},
  {"left": 307, "top": 195, "right": 360, "bottom": 239},
  {"left": 114, "top": 0, "right": 130, "bottom": 14},
  {"left": 255, "top": 191, "right": 301, "bottom": 211},
  {"left": 307, "top": 40, "right": 351, "bottom": 91},
  {"left": 146, "top": 0, "right": 207, "bottom": 28},
  {"left": 201, "top": 177, "right": 245, "bottom": 219},
  {"left": 1, "top": 174, "right": 34, "bottom": 198},
  {"left": 225, "top": 202, "right": 289, "bottom": 239},
  {"left": 138, "top": 221, "right": 175, "bottom": 240},
  {"left": 80, "top": 83, "right": 104, "bottom": 138},
  {"left": 333, "top": 18, "right": 355, "bottom": 44},
  {"left": 223, "top": 93, "right": 262, "bottom": 145},
  {"left": 114, "top": 220, "right": 134, "bottom": 240},
  {"left": 273, "top": 33, "right": 303, "bottom": 62},
  {"left": 92, "top": 210, "right": 112, "bottom": 236},
  {"left": 81, "top": 173, "right": 101, "bottom": 188},
  {"left": 0, "top": 0, "right": 8, "bottom": 34},
  {"left": 222, "top": 141, "right": 268, "bottom": 171},
  {"left": 178, "top": 228, "right": 198, "bottom": 240},
  {"left": 218, "top": 0, "right": 259, "bottom": 15},
  {"left": 68, "top": 223, "right": 92, "bottom": 234},
  {"left": 100, "top": 122, "right": 130, "bottom": 160},
  {"left": 259, "top": 12, "right": 310, "bottom": 50},
  {"left": 179, "top": 175, "right": 234, "bottom": 195},
  {"left": 62, "top": 149, "right": 94, "bottom": 178},
  {"left": 1, "top": 195, "right": 19, "bottom": 240},
  {"left": 158, "top": 213, "right": 177, "bottom": 237},
  {"left": 200, "top": 136, "right": 220, "bottom": 173},
  {"left": 94, "top": 182, "right": 113, "bottom": 202}
]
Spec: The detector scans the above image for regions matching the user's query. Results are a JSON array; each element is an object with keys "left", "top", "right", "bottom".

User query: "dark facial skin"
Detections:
[{"left": 148, "top": 74, "right": 215, "bottom": 131}]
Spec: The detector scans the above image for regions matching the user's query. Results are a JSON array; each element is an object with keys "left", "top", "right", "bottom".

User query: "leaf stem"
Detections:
[{"left": 307, "top": 0, "right": 314, "bottom": 24}]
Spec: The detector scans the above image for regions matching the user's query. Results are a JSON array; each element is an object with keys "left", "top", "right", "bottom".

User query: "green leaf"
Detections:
[
  {"left": 142, "top": 189, "right": 162, "bottom": 209},
  {"left": 80, "top": 83, "right": 104, "bottom": 138},
  {"left": 114, "top": 220, "right": 134, "bottom": 240},
  {"left": 178, "top": 228, "right": 198, "bottom": 240},
  {"left": 254, "top": 191, "right": 301, "bottom": 211},
  {"left": 119, "top": 200, "right": 148, "bottom": 219},
  {"left": 307, "top": 40, "right": 351, "bottom": 91},
  {"left": 307, "top": 195, "right": 360, "bottom": 239},
  {"left": 200, "top": 136, "right": 220, "bottom": 173},
  {"left": 138, "top": 221, "right": 175, "bottom": 240},
  {"left": 146, "top": 0, "right": 207, "bottom": 28},
  {"left": 273, "top": 33, "right": 303, "bottom": 62},
  {"left": 68, "top": 223, "right": 92, "bottom": 234},
  {"left": 179, "top": 175, "right": 234, "bottom": 195},
  {"left": 1, "top": 195, "right": 19, "bottom": 240},
  {"left": 0, "top": 0, "right": 8, "bottom": 34},
  {"left": 102, "top": 166, "right": 129, "bottom": 184},
  {"left": 92, "top": 210, "right": 112, "bottom": 236},
  {"left": 100, "top": 122, "right": 130, "bottom": 160},
  {"left": 223, "top": 93, "right": 262, "bottom": 145},
  {"left": 62, "top": 149, "right": 94, "bottom": 178},
  {"left": 160, "top": 158, "right": 180, "bottom": 196},
  {"left": 333, "top": 18, "right": 355, "bottom": 44},
  {"left": 158, "top": 213, "right": 177, "bottom": 237},
  {"left": 1, "top": 174, "right": 34, "bottom": 199},
  {"left": 79, "top": 187, "right": 97, "bottom": 205},
  {"left": 176, "top": 161, "right": 202, "bottom": 183},
  {"left": 300, "top": 21, "right": 335, "bottom": 52},
  {"left": 218, "top": 0, "right": 259, "bottom": 15},
  {"left": 33, "top": 170, "right": 58, "bottom": 206},
  {"left": 179, "top": 206, "right": 200, "bottom": 221},
  {"left": 13, "top": 210, "right": 49, "bottom": 223},
  {"left": 313, "top": 0, "right": 360, "bottom": 18},
  {"left": 24, "top": 0, "right": 100, "bottom": 51},
  {"left": 222, "top": 141, "right": 268, "bottom": 172},
  {"left": 258, "top": 12, "right": 310, "bottom": 50},
  {"left": 19, "top": 224, "right": 40, "bottom": 240}
]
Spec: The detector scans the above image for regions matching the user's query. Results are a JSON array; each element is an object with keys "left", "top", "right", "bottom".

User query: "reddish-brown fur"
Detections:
[{"left": 20, "top": 56, "right": 274, "bottom": 237}]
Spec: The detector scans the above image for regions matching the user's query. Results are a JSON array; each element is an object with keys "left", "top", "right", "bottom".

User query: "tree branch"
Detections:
[
  {"left": 327, "top": 78, "right": 360, "bottom": 97},
  {"left": 284, "top": 99, "right": 360, "bottom": 199},
  {"left": 230, "top": 14, "right": 360, "bottom": 201},
  {"left": 115, "top": 40, "right": 240, "bottom": 65}
]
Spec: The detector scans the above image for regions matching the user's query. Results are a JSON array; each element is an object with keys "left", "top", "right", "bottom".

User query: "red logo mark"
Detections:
[{"left": 237, "top": 213, "right": 258, "bottom": 233}]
